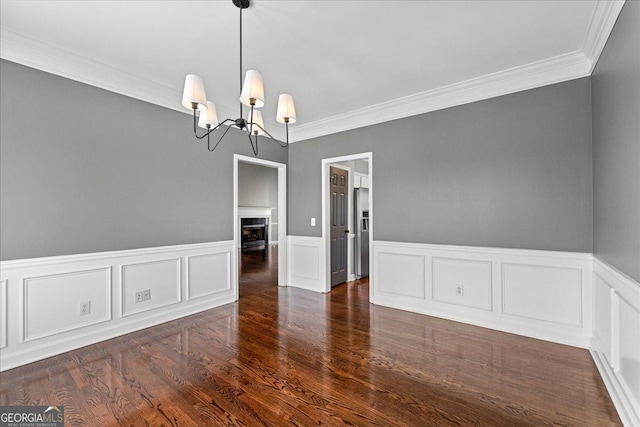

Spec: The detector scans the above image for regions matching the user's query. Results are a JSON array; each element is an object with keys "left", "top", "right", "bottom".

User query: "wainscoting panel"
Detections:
[
  {"left": 591, "top": 257, "right": 640, "bottom": 427},
  {"left": 378, "top": 252, "right": 425, "bottom": 299},
  {"left": 432, "top": 257, "right": 492, "bottom": 311},
  {"left": 593, "top": 273, "right": 613, "bottom": 365},
  {"left": 121, "top": 259, "right": 181, "bottom": 317},
  {"left": 23, "top": 267, "right": 112, "bottom": 342},
  {"left": 502, "top": 263, "right": 582, "bottom": 326},
  {"left": 0, "top": 241, "right": 235, "bottom": 371},
  {"left": 371, "top": 241, "right": 592, "bottom": 348},
  {"left": 0, "top": 280, "right": 7, "bottom": 349},
  {"left": 187, "top": 252, "right": 231, "bottom": 300},
  {"left": 287, "top": 236, "right": 325, "bottom": 292}
]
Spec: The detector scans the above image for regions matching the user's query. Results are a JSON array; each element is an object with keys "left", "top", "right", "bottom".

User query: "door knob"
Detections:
[{"left": 345, "top": 230, "right": 350, "bottom": 233}]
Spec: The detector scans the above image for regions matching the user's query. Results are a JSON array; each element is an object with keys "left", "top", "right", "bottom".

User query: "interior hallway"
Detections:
[{"left": 0, "top": 248, "right": 621, "bottom": 425}]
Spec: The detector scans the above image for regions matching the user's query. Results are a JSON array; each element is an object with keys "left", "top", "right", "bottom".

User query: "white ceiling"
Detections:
[{"left": 0, "top": 1, "right": 624, "bottom": 142}]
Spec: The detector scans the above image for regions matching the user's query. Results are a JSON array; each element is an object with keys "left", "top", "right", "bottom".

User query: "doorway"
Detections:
[
  {"left": 322, "top": 152, "right": 373, "bottom": 297},
  {"left": 233, "top": 155, "right": 287, "bottom": 300},
  {"left": 329, "top": 165, "right": 349, "bottom": 287}
]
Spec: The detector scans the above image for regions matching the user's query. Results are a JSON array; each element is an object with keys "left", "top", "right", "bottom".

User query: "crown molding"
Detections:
[
  {"left": 582, "top": 0, "right": 625, "bottom": 74},
  {"left": 0, "top": 27, "right": 187, "bottom": 114},
  {"left": 0, "top": 0, "right": 625, "bottom": 143},
  {"left": 289, "top": 51, "right": 591, "bottom": 142}
]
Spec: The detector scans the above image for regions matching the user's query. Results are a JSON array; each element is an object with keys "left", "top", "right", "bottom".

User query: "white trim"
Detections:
[
  {"left": 22, "top": 267, "right": 112, "bottom": 342},
  {"left": 0, "top": 240, "right": 235, "bottom": 371},
  {"left": 371, "top": 240, "right": 592, "bottom": 348},
  {"left": 0, "top": 280, "right": 7, "bottom": 348},
  {"left": 321, "top": 153, "right": 373, "bottom": 294},
  {"left": 234, "top": 154, "right": 287, "bottom": 287},
  {"left": 0, "top": 241, "right": 231, "bottom": 270},
  {"left": 119, "top": 258, "right": 182, "bottom": 318},
  {"left": 583, "top": 0, "right": 626, "bottom": 73},
  {"left": 1, "top": 2, "right": 623, "bottom": 144},
  {"left": 291, "top": 51, "right": 591, "bottom": 142},
  {"left": 591, "top": 256, "right": 640, "bottom": 427},
  {"left": 287, "top": 236, "right": 325, "bottom": 293},
  {"left": 186, "top": 252, "right": 232, "bottom": 300},
  {"left": 0, "top": 27, "right": 192, "bottom": 116}
]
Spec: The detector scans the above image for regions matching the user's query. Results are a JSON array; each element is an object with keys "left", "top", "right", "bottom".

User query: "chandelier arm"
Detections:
[
  {"left": 207, "top": 123, "right": 234, "bottom": 152},
  {"left": 247, "top": 132, "right": 258, "bottom": 156},
  {"left": 193, "top": 118, "right": 236, "bottom": 140},
  {"left": 253, "top": 123, "right": 288, "bottom": 148}
]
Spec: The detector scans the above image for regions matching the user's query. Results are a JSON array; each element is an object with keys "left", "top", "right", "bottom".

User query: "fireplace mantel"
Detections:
[{"left": 238, "top": 206, "right": 273, "bottom": 219}]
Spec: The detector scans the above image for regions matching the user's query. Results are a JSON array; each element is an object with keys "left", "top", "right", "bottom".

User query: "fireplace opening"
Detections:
[{"left": 241, "top": 217, "right": 268, "bottom": 249}]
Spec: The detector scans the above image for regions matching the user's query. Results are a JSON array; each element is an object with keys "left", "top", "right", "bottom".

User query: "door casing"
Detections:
[
  {"left": 321, "top": 152, "right": 373, "bottom": 298},
  {"left": 234, "top": 154, "right": 288, "bottom": 299}
]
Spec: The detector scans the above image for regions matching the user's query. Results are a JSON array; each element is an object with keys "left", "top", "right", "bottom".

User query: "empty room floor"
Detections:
[{"left": 0, "top": 248, "right": 621, "bottom": 425}]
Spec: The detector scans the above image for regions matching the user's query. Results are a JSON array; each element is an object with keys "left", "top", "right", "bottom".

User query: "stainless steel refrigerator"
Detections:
[{"left": 354, "top": 188, "right": 369, "bottom": 279}]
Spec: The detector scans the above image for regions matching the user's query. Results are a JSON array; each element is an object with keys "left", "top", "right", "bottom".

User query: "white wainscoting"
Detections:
[
  {"left": 287, "top": 236, "right": 326, "bottom": 293},
  {"left": 0, "top": 241, "right": 235, "bottom": 371},
  {"left": 371, "top": 241, "right": 592, "bottom": 348},
  {"left": 590, "top": 257, "right": 640, "bottom": 427},
  {"left": 0, "top": 279, "right": 7, "bottom": 349}
]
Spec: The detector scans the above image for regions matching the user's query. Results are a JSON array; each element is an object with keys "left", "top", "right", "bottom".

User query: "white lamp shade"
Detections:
[
  {"left": 182, "top": 74, "right": 207, "bottom": 111},
  {"left": 239, "top": 70, "right": 265, "bottom": 108},
  {"left": 276, "top": 94, "right": 296, "bottom": 124},
  {"left": 247, "top": 109, "right": 265, "bottom": 135},
  {"left": 198, "top": 101, "right": 219, "bottom": 129}
]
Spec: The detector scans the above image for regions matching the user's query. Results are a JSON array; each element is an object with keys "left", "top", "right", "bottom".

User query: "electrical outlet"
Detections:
[
  {"left": 136, "top": 289, "right": 151, "bottom": 303},
  {"left": 79, "top": 301, "right": 91, "bottom": 316},
  {"left": 311, "top": 217, "right": 316, "bottom": 226},
  {"left": 455, "top": 285, "right": 464, "bottom": 297}
]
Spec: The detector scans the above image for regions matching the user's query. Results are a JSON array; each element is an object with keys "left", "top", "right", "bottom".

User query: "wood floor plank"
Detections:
[{"left": 0, "top": 247, "right": 621, "bottom": 426}]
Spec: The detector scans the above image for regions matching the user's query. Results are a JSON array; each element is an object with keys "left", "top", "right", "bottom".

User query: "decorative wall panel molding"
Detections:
[
  {"left": 0, "top": 280, "right": 7, "bottom": 349},
  {"left": 120, "top": 258, "right": 181, "bottom": 317},
  {"left": 377, "top": 251, "right": 426, "bottom": 299},
  {"left": 432, "top": 257, "right": 492, "bottom": 311},
  {"left": 287, "top": 236, "right": 326, "bottom": 293},
  {"left": 591, "top": 257, "right": 640, "bottom": 427},
  {"left": 371, "top": 241, "right": 592, "bottom": 348},
  {"left": 187, "top": 252, "right": 231, "bottom": 300},
  {"left": 501, "top": 263, "right": 582, "bottom": 326},
  {"left": 23, "top": 267, "right": 112, "bottom": 342},
  {"left": 0, "top": 240, "right": 235, "bottom": 371}
]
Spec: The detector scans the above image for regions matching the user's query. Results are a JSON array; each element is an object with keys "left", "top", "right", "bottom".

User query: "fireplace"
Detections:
[{"left": 241, "top": 217, "right": 268, "bottom": 249}]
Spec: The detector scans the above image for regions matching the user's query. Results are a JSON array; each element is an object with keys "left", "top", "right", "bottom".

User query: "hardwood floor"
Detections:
[{"left": 1, "top": 246, "right": 621, "bottom": 426}]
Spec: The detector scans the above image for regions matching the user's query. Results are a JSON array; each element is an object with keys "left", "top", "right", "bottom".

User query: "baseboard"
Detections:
[
  {"left": 590, "top": 256, "right": 640, "bottom": 426},
  {"left": 0, "top": 241, "right": 236, "bottom": 371}
]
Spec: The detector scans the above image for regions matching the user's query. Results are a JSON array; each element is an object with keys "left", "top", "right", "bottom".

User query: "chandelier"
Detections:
[{"left": 181, "top": 0, "right": 296, "bottom": 155}]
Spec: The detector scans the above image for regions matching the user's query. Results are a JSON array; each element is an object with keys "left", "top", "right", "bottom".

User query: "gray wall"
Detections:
[
  {"left": 238, "top": 162, "right": 278, "bottom": 208},
  {"left": 592, "top": 1, "right": 640, "bottom": 282},
  {"left": 0, "top": 60, "right": 287, "bottom": 260},
  {"left": 288, "top": 78, "right": 593, "bottom": 253}
]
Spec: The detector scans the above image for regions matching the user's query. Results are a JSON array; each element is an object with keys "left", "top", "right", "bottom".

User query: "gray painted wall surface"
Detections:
[
  {"left": 0, "top": 60, "right": 287, "bottom": 260},
  {"left": 288, "top": 78, "right": 593, "bottom": 253},
  {"left": 238, "top": 162, "right": 278, "bottom": 209},
  {"left": 592, "top": 1, "right": 640, "bottom": 282}
]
